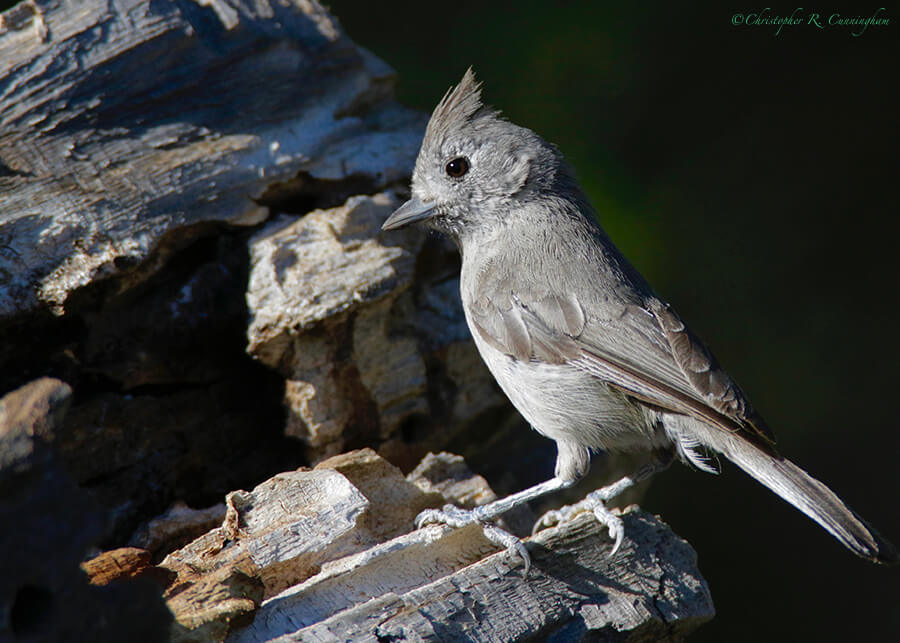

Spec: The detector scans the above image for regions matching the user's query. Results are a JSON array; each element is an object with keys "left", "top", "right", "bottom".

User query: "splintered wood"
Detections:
[{"left": 153, "top": 449, "right": 713, "bottom": 641}]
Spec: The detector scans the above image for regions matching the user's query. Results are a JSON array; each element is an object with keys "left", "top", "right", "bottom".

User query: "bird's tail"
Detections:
[{"left": 690, "top": 422, "right": 899, "bottom": 565}]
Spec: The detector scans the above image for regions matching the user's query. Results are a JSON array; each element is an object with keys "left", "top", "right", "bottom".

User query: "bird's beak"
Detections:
[{"left": 382, "top": 196, "right": 436, "bottom": 230}]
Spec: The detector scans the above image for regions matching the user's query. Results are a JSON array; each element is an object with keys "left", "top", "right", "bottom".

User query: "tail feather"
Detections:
[{"left": 689, "top": 422, "right": 899, "bottom": 565}]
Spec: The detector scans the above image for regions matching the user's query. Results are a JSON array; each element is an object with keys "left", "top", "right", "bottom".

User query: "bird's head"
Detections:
[{"left": 383, "top": 68, "right": 563, "bottom": 242}]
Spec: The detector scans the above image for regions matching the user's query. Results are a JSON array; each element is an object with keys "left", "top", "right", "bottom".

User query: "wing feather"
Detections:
[{"left": 467, "top": 288, "right": 776, "bottom": 452}]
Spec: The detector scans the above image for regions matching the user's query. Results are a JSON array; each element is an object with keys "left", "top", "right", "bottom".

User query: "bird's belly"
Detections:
[{"left": 476, "top": 340, "right": 660, "bottom": 453}]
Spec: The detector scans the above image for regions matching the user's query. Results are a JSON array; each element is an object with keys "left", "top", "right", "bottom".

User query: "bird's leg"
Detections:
[
  {"left": 532, "top": 454, "right": 674, "bottom": 555},
  {"left": 415, "top": 476, "right": 576, "bottom": 575}
]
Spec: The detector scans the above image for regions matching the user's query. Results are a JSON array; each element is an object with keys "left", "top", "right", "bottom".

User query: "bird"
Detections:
[{"left": 381, "top": 68, "right": 898, "bottom": 572}]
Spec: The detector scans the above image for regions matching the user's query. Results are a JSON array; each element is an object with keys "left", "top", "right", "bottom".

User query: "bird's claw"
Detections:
[
  {"left": 482, "top": 523, "right": 532, "bottom": 576},
  {"left": 531, "top": 507, "right": 568, "bottom": 532},
  {"left": 589, "top": 496, "right": 625, "bottom": 556},
  {"left": 533, "top": 491, "right": 625, "bottom": 556},
  {"left": 415, "top": 504, "right": 532, "bottom": 575},
  {"left": 416, "top": 504, "right": 473, "bottom": 529}
]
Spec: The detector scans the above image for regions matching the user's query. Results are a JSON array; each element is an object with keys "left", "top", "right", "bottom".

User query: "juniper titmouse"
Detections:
[{"left": 382, "top": 68, "right": 897, "bottom": 569}]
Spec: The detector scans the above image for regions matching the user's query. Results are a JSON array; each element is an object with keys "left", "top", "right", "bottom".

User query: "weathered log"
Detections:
[
  {"left": 256, "top": 511, "right": 713, "bottom": 643},
  {"left": 81, "top": 546, "right": 176, "bottom": 589},
  {"left": 244, "top": 191, "right": 507, "bottom": 465},
  {"left": 0, "top": 0, "right": 515, "bottom": 546},
  {"left": 128, "top": 501, "right": 228, "bottom": 560},
  {"left": 157, "top": 450, "right": 714, "bottom": 642},
  {"left": 0, "top": 0, "right": 420, "bottom": 319}
]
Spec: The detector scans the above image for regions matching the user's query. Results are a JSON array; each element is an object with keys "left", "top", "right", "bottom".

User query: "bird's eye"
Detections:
[{"left": 445, "top": 157, "right": 470, "bottom": 178}]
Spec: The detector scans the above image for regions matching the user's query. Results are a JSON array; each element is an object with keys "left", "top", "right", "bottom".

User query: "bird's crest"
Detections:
[{"left": 423, "top": 67, "right": 498, "bottom": 149}]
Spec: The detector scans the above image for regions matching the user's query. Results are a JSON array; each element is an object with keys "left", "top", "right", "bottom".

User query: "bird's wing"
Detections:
[{"left": 468, "top": 288, "right": 776, "bottom": 451}]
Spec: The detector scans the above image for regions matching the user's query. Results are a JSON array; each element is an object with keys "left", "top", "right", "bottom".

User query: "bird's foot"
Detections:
[
  {"left": 533, "top": 457, "right": 672, "bottom": 555},
  {"left": 533, "top": 490, "right": 625, "bottom": 555},
  {"left": 416, "top": 504, "right": 532, "bottom": 575}
]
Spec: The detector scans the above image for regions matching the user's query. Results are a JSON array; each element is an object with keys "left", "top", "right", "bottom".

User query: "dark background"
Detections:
[{"left": 329, "top": 1, "right": 900, "bottom": 640}]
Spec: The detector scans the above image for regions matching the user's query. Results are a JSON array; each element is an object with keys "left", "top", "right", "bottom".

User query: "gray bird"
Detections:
[{"left": 382, "top": 68, "right": 897, "bottom": 570}]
